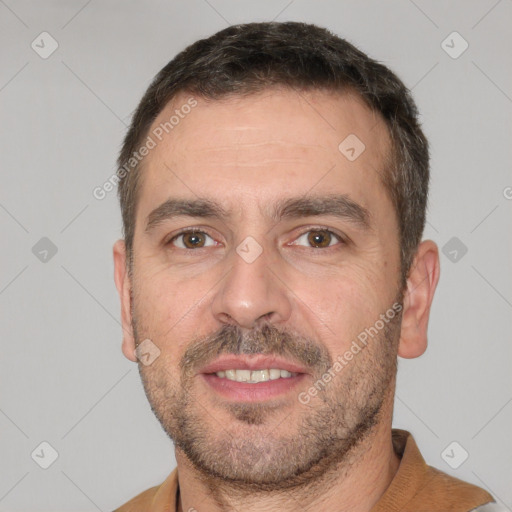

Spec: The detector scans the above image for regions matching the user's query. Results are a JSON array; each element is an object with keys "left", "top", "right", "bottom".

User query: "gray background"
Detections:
[{"left": 1, "top": 0, "right": 511, "bottom": 510}]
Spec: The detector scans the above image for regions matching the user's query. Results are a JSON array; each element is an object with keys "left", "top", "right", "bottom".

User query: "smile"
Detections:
[{"left": 214, "top": 368, "right": 298, "bottom": 383}]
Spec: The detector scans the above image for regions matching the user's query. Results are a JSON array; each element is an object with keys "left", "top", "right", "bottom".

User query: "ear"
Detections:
[
  {"left": 398, "top": 239, "right": 440, "bottom": 359},
  {"left": 113, "top": 239, "right": 137, "bottom": 362}
]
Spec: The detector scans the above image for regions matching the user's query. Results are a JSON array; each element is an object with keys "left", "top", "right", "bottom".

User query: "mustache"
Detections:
[{"left": 180, "top": 323, "right": 332, "bottom": 378}]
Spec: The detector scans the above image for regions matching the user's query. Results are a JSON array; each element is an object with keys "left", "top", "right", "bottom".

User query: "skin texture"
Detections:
[{"left": 113, "top": 88, "right": 440, "bottom": 512}]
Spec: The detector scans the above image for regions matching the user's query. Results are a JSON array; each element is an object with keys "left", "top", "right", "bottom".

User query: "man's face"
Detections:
[{"left": 127, "top": 88, "right": 404, "bottom": 487}]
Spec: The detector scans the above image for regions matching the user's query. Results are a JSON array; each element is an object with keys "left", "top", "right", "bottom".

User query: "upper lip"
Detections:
[{"left": 199, "top": 355, "right": 308, "bottom": 374}]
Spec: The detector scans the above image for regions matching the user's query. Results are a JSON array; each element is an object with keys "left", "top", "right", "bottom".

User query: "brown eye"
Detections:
[
  {"left": 307, "top": 230, "right": 333, "bottom": 248},
  {"left": 183, "top": 232, "right": 205, "bottom": 248},
  {"left": 294, "top": 229, "right": 341, "bottom": 249},
  {"left": 170, "top": 231, "right": 215, "bottom": 249}
]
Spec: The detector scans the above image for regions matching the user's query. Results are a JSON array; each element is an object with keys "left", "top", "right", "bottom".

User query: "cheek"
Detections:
[
  {"left": 293, "top": 262, "right": 390, "bottom": 352},
  {"left": 133, "top": 268, "right": 208, "bottom": 350}
]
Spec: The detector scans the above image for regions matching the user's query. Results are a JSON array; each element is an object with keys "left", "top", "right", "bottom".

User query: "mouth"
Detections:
[{"left": 199, "top": 355, "right": 308, "bottom": 402}]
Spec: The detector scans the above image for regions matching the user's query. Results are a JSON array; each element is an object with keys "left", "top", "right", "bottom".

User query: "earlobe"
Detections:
[
  {"left": 113, "top": 240, "right": 137, "bottom": 362},
  {"left": 397, "top": 240, "right": 441, "bottom": 359}
]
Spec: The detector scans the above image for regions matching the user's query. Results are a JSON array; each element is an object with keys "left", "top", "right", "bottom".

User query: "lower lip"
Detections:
[{"left": 201, "top": 373, "right": 306, "bottom": 402}]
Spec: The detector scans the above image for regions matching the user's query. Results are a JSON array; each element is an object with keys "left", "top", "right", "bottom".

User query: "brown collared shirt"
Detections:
[{"left": 113, "top": 429, "right": 497, "bottom": 512}]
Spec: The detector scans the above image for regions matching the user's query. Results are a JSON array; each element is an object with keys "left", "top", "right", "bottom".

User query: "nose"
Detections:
[{"left": 211, "top": 239, "right": 292, "bottom": 329}]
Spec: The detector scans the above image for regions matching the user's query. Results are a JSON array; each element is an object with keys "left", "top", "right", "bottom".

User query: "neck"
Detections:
[{"left": 176, "top": 392, "right": 400, "bottom": 512}]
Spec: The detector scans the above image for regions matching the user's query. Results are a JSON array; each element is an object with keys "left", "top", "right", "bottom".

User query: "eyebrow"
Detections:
[{"left": 145, "top": 194, "right": 372, "bottom": 233}]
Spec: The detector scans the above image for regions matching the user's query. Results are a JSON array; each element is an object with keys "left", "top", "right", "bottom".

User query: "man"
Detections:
[{"left": 112, "top": 22, "right": 500, "bottom": 512}]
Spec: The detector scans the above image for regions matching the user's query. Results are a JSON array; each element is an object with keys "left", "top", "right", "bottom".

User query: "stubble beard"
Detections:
[{"left": 134, "top": 303, "right": 401, "bottom": 491}]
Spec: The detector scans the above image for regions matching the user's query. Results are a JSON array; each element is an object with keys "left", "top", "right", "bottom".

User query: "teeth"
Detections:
[
  {"left": 237, "top": 369, "right": 251, "bottom": 382},
  {"left": 269, "top": 368, "right": 281, "bottom": 380},
  {"left": 251, "top": 369, "right": 269, "bottom": 383},
  {"left": 214, "top": 368, "right": 297, "bottom": 382}
]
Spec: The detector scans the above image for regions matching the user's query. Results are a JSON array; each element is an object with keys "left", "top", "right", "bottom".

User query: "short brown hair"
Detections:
[{"left": 117, "top": 21, "right": 429, "bottom": 287}]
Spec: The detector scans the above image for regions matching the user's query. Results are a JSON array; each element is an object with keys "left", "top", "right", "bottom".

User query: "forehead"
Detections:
[{"left": 136, "top": 88, "right": 393, "bottom": 223}]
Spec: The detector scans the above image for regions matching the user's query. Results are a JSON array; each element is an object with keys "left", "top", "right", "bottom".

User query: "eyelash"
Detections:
[{"left": 165, "top": 226, "right": 346, "bottom": 250}]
